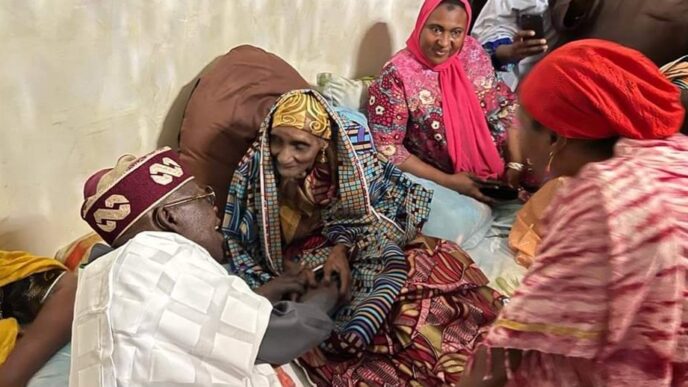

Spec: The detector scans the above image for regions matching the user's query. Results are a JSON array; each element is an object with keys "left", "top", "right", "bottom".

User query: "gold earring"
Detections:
[
  {"left": 545, "top": 151, "right": 556, "bottom": 175},
  {"left": 546, "top": 138, "right": 566, "bottom": 175},
  {"left": 319, "top": 147, "right": 327, "bottom": 163}
]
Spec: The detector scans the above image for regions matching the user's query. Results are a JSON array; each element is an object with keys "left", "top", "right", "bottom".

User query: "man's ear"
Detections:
[{"left": 152, "top": 205, "right": 182, "bottom": 233}]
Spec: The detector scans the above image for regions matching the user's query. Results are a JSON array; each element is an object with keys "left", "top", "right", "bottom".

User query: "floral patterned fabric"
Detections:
[
  {"left": 367, "top": 36, "right": 518, "bottom": 174},
  {"left": 301, "top": 236, "right": 505, "bottom": 386}
]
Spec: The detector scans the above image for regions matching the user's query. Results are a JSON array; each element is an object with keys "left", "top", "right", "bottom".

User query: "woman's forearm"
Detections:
[
  {"left": 506, "top": 122, "right": 524, "bottom": 164},
  {"left": 397, "top": 154, "right": 451, "bottom": 187},
  {"left": 0, "top": 271, "right": 77, "bottom": 387}
]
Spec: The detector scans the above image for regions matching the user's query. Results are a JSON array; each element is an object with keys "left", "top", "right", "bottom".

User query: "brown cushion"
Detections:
[
  {"left": 551, "top": 0, "right": 688, "bottom": 66},
  {"left": 179, "top": 45, "right": 309, "bottom": 210}
]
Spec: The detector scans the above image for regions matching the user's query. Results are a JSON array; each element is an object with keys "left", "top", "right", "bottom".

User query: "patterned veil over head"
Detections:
[
  {"left": 272, "top": 92, "right": 332, "bottom": 140},
  {"left": 223, "top": 89, "right": 433, "bottom": 353}
]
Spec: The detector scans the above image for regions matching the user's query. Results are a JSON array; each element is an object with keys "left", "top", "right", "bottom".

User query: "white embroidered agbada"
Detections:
[{"left": 69, "top": 231, "right": 280, "bottom": 387}]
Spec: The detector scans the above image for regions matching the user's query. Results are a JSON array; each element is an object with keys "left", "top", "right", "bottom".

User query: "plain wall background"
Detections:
[{"left": 0, "top": 0, "right": 423, "bottom": 255}]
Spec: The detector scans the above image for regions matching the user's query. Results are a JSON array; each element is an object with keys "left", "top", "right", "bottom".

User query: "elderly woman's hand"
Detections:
[
  {"left": 323, "top": 244, "right": 351, "bottom": 301},
  {"left": 256, "top": 267, "right": 310, "bottom": 303}
]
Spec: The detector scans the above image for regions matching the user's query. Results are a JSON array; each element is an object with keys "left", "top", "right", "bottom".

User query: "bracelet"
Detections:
[{"left": 507, "top": 162, "right": 525, "bottom": 172}]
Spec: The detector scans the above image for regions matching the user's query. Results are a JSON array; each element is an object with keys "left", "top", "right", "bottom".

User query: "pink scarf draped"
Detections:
[{"left": 406, "top": 0, "right": 504, "bottom": 179}]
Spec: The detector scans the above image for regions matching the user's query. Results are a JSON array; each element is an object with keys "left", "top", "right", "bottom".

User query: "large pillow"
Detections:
[
  {"left": 179, "top": 45, "right": 309, "bottom": 210},
  {"left": 317, "top": 73, "right": 374, "bottom": 114}
]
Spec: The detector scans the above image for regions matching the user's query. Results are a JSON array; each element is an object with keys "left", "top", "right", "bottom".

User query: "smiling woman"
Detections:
[
  {"left": 419, "top": 0, "right": 468, "bottom": 65},
  {"left": 269, "top": 93, "right": 331, "bottom": 180},
  {"left": 367, "top": 0, "right": 523, "bottom": 246}
]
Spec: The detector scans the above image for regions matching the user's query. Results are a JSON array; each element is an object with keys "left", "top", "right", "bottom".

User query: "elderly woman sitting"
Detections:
[{"left": 223, "top": 89, "right": 505, "bottom": 386}]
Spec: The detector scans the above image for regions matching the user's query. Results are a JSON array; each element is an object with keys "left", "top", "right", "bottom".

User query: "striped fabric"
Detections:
[
  {"left": 54, "top": 233, "right": 102, "bottom": 271},
  {"left": 485, "top": 135, "right": 688, "bottom": 386},
  {"left": 662, "top": 55, "right": 688, "bottom": 90}
]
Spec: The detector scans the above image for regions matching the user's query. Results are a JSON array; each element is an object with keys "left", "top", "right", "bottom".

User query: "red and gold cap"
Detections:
[{"left": 81, "top": 147, "right": 193, "bottom": 245}]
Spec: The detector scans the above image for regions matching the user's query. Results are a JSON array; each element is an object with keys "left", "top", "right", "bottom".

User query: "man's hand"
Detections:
[
  {"left": 323, "top": 245, "right": 351, "bottom": 300},
  {"left": 301, "top": 280, "right": 341, "bottom": 315},
  {"left": 256, "top": 267, "right": 309, "bottom": 303}
]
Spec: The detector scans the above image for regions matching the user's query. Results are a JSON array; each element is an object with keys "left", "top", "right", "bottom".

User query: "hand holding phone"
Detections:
[
  {"left": 494, "top": 13, "right": 548, "bottom": 64},
  {"left": 476, "top": 179, "right": 519, "bottom": 201},
  {"left": 518, "top": 13, "right": 545, "bottom": 40}
]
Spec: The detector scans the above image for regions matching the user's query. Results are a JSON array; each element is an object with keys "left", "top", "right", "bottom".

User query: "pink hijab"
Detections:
[{"left": 406, "top": 0, "right": 504, "bottom": 179}]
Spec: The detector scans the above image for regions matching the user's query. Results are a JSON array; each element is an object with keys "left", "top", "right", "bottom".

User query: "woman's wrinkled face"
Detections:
[
  {"left": 270, "top": 124, "right": 325, "bottom": 179},
  {"left": 518, "top": 108, "right": 555, "bottom": 181},
  {"left": 420, "top": 3, "right": 468, "bottom": 65}
]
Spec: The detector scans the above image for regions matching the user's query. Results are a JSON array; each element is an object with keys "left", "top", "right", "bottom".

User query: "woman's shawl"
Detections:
[{"left": 222, "top": 89, "right": 432, "bottom": 352}]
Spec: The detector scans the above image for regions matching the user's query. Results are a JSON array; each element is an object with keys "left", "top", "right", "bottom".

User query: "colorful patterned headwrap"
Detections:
[
  {"left": 81, "top": 147, "right": 193, "bottom": 245},
  {"left": 271, "top": 92, "right": 332, "bottom": 140}
]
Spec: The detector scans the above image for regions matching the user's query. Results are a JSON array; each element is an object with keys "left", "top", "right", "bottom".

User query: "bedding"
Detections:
[
  {"left": 27, "top": 344, "right": 70, "bottom": 387},
  {"left": 464, "top": 201, "right": 526, "bottom": 296},
  {"left": 317, "top": 73, "right": 374, "bottom": 114}
]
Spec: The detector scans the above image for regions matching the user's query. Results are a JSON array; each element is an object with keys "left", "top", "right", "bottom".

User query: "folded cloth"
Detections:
[
  {"left": 509, "top": 177, "right": 568, "bottom": 268},
  {"left": 54, "top": 233, "right": 102, "bottom": 270},
  {"left": 661, "top": 55, "right": 688, "bottom": 90},
  {"left": 661, "top": 55, "right": 688, "bottom": 134}
]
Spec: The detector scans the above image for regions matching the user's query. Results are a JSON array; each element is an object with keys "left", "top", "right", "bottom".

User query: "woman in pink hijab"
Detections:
[{"left": 368, "top": 0, "right": 524, "bottom": 246}]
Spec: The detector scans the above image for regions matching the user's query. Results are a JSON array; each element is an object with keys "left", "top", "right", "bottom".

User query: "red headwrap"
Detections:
[
  {"left": 406, "top": 0, "right": 504, "bottom": 179},
  {"left": 520, "top": 39, "right": 685, "bottom": 140},
  {"left": 81, "top": 147, "right": 193, "bottom": 245}
]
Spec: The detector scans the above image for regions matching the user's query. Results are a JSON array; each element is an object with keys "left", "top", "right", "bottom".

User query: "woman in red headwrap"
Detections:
[
  {"left": 367, "top": 0, "right": 525, "bottom": 246},
  {"left": 458, "top": 39, "right": 688, "bottom": 387}
]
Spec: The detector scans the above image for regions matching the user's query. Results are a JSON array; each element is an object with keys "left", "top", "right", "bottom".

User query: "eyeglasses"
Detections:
[{"left": 162, "top": 186, "right": 216, "bottom": 209}]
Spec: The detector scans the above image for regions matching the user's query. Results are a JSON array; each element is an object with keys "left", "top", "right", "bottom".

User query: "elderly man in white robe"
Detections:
[{"left": 70, "top": 147, "right": 336, "bottom": 387}]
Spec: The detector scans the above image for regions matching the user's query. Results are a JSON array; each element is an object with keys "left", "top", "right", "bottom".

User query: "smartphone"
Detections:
[
  {"left": 518, "top": 13, "right": 545, "bottom": 40},
  {"left": 312, "top": 264, "right": 341, "bottom": 285},
  {"left": 477, "top": 180, "right": 519, "bottom": 201},
  {"left": 312, "top": 264, "right": 325, "bottom": 282}
]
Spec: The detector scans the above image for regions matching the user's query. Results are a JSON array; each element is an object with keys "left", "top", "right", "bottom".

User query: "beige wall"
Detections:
[{"left": 0, "top": 0, "right": 422, "bottom": 255}]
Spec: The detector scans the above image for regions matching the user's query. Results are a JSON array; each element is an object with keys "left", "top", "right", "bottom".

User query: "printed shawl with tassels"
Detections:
[{"left": 222, "top": 89, "right": 432, "bottom": 354}]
